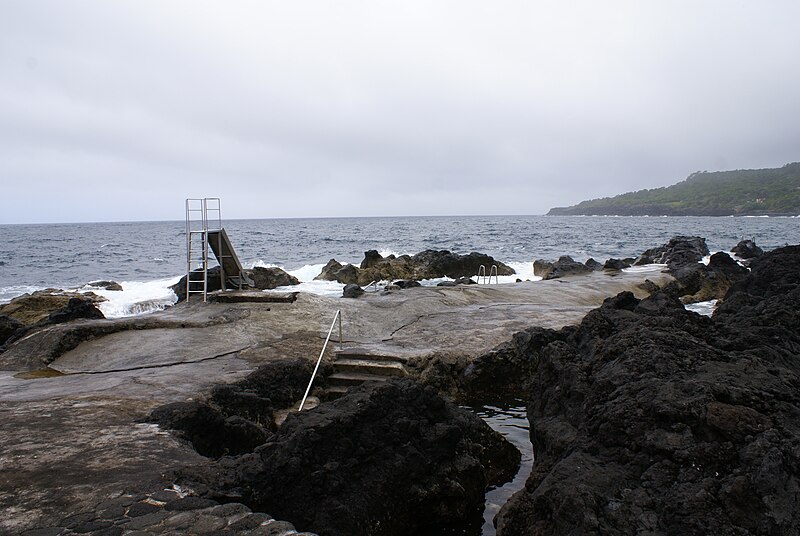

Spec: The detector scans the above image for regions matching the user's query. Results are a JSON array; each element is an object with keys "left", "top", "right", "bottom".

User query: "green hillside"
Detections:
[{"left": 548, "top": 162, "right": 800, "bottom": 216}]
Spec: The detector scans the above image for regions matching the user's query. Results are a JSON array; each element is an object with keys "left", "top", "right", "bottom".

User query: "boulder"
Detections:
[
  {"left": 342, "top": 284, "right": 365, "bottom": 298},
  {"left": 0, "top": 291, "right": 105, "bottom": 326},
  {"left": 392, "top": 279, "right": 421, "bottom": 289},
  {"left": 409, "top": 250, "right": 515, "bottom": 280},
  {"left": 360, "top": 250, "right": 384, "bottom": 269},
  {"left": 0, "top": 314, "right": 25, "bottom": 347},
  {"left": 315, "top": 259, "right": 344, "bottom": 281},
  {"left": 179, "top": 379, "right": 520, "bottom": 536},
  {"left": 604, "top": 258, "right": 631, "bottom": 271},
  {"left": 635, "top": 236, "right": 709, "bottom": 269},
  {"left": 495, "top": 245, "right": 800, "bottom": 535},
  {"left": 661, "top": 251, "right": 748, "bottom": 303},
  {"left": 584, "top": 258, "right": 603, "bottom": 271},
  {"left": 86, "top": 280, "right": 123, "bottom": 291},
  {"left": 535, "top": 256, "right": 592, "bottom": 280},
  {"left": 731, "top": 239, "right": 764, "bottom": 259},
  {"left": 247, "top": 267, "right": 300, "bottom": 290}
]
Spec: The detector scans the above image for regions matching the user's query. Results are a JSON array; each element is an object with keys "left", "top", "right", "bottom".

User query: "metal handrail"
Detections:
[
  {"left": 489, "top": 264, "right": 499, "bottom": 285},
  {"left": 364, "top": 280, "right": 379, "bottom": 292},
  {"left": 299, "top": 309, "right": 343, "bottom": 411},
  {"left": 476, "top": 264, "right": 499, "bottom": 284}
]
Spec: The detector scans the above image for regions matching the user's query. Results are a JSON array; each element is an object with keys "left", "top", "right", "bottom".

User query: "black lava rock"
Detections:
[{"left": 496, "top": 244, "right": 800, "bottom": 535}]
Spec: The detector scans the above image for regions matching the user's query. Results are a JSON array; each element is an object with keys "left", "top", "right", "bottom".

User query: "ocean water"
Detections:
[{"left": 1, "top": 215, "right": 798, "bottom": 317}]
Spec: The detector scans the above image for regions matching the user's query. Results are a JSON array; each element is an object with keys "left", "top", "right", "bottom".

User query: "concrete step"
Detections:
[
  {"left": 334, "top": 349, "right": 410, "bottom": 363},
  {"left": 332, "top": 358, "right": 407, "bottom": 377},
  {"left": 327, "top": 371, "right": 391, "bottom": 387}
]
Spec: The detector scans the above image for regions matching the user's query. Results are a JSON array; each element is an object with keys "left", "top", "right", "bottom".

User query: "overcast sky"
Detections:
[{"left": 2, "top": 1, "right": 799, "bottom": 223}]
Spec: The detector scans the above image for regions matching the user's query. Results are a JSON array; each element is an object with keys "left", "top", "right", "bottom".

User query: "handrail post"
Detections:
[
  {"left": 490, "top": 264, "right": 498, "bottom": 285},
  {"left": 338, "top": 311, "right": 343, "bottom": 351},
  {"left": 299, "top": 309, "right": 341, "bottom": 412},
  {"left": 477, "top": 264, "right": 486, "bottom": 284}
]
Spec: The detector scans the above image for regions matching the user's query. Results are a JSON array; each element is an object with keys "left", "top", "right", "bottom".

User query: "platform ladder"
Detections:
[{"left": 185, "top": 198, "right": 224, "bottom": 302}]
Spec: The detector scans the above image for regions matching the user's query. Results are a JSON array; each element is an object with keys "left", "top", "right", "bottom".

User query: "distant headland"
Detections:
[{"left": 548, "top": 162, "right": 800, "bottom": 216}]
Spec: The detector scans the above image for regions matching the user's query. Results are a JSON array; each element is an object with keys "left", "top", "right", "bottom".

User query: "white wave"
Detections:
[
  {"left": 685, "top": 299, "right": 718, "bottom": 317},
  {"left": 378, "top": 248, "right": 406, "bottom": 259},
  {"left": 275, "top": 279, "right": 344, "bottom": 297},
  {"left": 288, "top": 263, "right": 330, "bottom": 283},
  {"left": 0, "top": 285, "right": 48, "bottom": 304},
  {"left": 86, "top": 276, "right": 180, "bottom": 318}
]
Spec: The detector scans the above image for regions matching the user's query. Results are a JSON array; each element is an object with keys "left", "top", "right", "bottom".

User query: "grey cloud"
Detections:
[{"left": 2, "top": 1, "right": 799, "bottom": 223}]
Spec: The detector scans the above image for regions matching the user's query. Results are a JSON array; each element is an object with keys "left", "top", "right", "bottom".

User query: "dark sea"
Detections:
[{"left": 1, "top": 215, "right": 798, "bottom": 316}]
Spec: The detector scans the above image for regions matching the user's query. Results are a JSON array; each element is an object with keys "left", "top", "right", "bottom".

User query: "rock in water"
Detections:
[
  {"left": 731, "top": 239, "right": 764, "bottom": 259},
  {"left": 181, "top": 379, "right": 520, "bottom": 536},
  {"left": 496, "top": 245, "right": 800, "bottom": 535},
  {"left": 247, "top": 266, "right": 300, "bottom": 289},
  {"left": 635, "top": 235, "right": 709, "bottom": 268}
]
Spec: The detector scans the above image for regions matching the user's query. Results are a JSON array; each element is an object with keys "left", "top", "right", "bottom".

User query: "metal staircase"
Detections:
[{"left": 185, "top": 198, "right": 251, "bottom": 302}]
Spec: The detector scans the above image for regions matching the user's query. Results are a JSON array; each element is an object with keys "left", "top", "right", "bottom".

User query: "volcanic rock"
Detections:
[
  {"left": 392, "top": 279, "right": 421, "bottom": 289},
  {"left": 0, "top": 291, "right": 105, "bottom": 326},
  {"left": 495, "top": 245, "right": 800, "bottom": 535},
  {"left": 315, "top": 259, "right": 344, "bottom": 281},
  {"left": 318, "top": 250, "right": 515, "bottom": 286},
  {"left": 533, "top": 256, "right": 591, "bottom": 280},
  {"left": 179, "top": 379, "right": 520, "bottom": 536},
  {"left": 635, "top": 235, "right": 709, "bottom": 268},
  {"left": 0, "top": 314, "right": 25, "bottom": 346},
  {"left": 731, "top": 239, "right": 764, "bottom": 259},
  {"left": 604, "top": 258, "right": 632, "bottom": 271},
  {"left": 247, "top": 266, "right": 300, "bottom": 290},
  {"left": 148, "top": 401, "right": 270, "bottom": 458},
  {"left": 342, "top": 283, "right": 365, "bottom": 298},
  {"left": 86, "top": 280, "right": 124, "bottom": 291}
]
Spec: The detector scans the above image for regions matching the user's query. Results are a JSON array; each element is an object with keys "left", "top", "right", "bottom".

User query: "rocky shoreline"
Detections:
[{"left": 2, "top": 237, "right": 797, "bottom": 535}]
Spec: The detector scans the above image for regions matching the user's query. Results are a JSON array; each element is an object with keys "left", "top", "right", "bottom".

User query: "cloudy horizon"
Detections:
[{"left": 2, "top": 1, "right": 799, "bottom": 224}]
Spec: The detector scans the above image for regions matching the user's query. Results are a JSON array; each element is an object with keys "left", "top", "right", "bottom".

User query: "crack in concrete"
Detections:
[{"left": 53, "top": 346, "right": 251, "bottom": 376}]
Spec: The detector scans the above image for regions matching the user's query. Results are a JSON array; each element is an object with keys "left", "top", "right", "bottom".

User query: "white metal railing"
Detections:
[
  {"left": 299, "top": 309, "right": 343, "bottom": 411},
  {"left": 364, "top": 280, "right": 380, "bottom": 292},
  {"left": 477, "top": 264, "right": 499, "bottom": 285}
]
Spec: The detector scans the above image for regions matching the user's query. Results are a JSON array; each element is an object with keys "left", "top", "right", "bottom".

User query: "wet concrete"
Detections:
[{"left": 0, "top": 268, "right": 672, "bottom": 533}]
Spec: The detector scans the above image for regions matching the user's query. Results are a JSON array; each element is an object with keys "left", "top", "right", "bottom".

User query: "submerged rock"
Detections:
[
  {"left": 86, "top": 280, "right": 123, "bottom": 291},
  {"left": 176, "top": 379, "right": 520, "bottom": 536},
  {"left": 495, "top": 245, "right": 800, "bottom": 535}
]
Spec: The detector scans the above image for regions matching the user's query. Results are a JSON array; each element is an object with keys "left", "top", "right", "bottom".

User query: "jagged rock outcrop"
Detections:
[
  {"left": 0, "top": 290, "right": 105, "bottom": 326},
  {"left": 0, "top": 314, "right": 24, "bottom": 346},
  {"left": 86, "top": 280, "right": 123, "bottom": 291},
  {"left": 662, "top": 251, "right": 749, "bottom": 303},
  {"left": 533, "top": 256, "right": 592, "bottom": 280},
  {"left": 635, "top": 235, "right": 709, "bottom": 268},
  {"left": 604, "top": 258, "right": 632, "bottom": 271},
  {"left": 247, "top": 266, "right": 300, "bottom": 289},
  {"left": 316, "top": 250, "right": 515, "bottom": 286},
  {"left": 495, "top": 245, "right": 800, "bottom": 535},
  {"left": 149, "top": 359, "right": 320, "bottom": 458},
  {"left": 342, "top": 284, "right": 365, "bottom": 298},
  {"left": 731, "top": 239, "right": 764, "bottom": 259},
  {"left": 175, "top": 379, "right": 520, "bottom": 536}
]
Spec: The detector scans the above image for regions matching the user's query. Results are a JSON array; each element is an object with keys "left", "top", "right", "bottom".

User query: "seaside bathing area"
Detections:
[{"left": 0, "top": 266, "right": 672, "bottom": 534}]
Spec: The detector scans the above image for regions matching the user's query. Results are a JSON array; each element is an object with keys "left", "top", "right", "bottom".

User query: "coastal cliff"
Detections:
[{"left": 548, "top": 162, "right": 800, "bottom": 216}]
